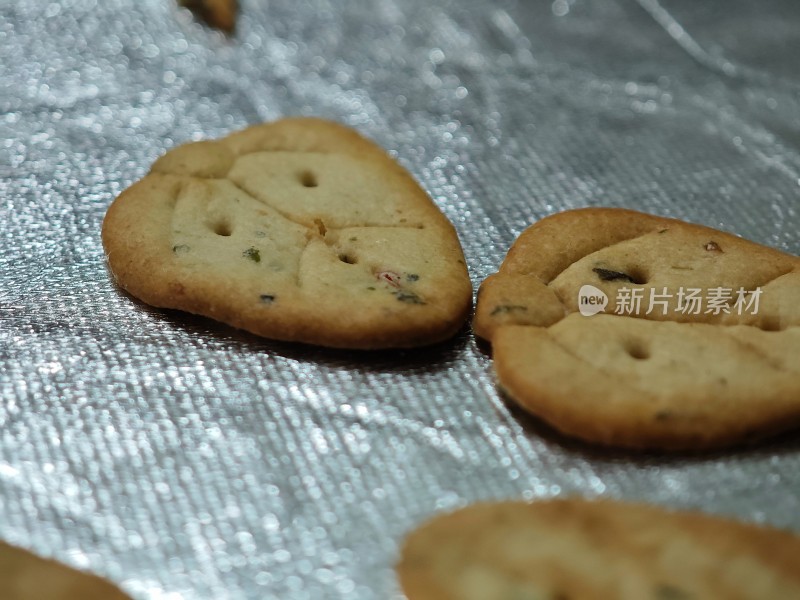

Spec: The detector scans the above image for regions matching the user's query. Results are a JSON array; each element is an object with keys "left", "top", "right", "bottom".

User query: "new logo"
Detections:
[{"left": 578, "top": 285, "right": 608, "bottom": 316}]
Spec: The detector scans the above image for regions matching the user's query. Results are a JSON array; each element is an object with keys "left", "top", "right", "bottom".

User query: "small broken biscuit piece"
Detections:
[
  {"left": 102, "top": 118, "right": 472, "bottom": 349},
  {"left": 397, "top": 498, "right": 800, "bottom": 600},
  {"left": 178, "top": 0, "right": 238, "bottom": 33},
  {"left": 0, "top": 541, "right": 130, "bottom": 599},
  {"left": 475, "top": 208, "right": 800, "bottom": 450}
]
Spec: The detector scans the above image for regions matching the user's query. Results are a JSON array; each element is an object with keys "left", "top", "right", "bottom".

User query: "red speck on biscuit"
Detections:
[{"left": 377, "top": 271, "right": 402, "bottom": 288}]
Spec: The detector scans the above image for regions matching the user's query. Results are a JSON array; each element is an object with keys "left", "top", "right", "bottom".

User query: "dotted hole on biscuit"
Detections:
[
  {"left": 213, "top": 220, "right": 232, "bottom": 236},
  {"left": 761, "top": 316, "right": 781, "bottom": 331},
  {"left": 338, "top": 253, "right": 357, "bottom": 265},
  {"left": 298, "top": 170, "right": 318, "bottom": 188},
  {"left": 625, "top": 339, "right": 650, "bottom": 360}
]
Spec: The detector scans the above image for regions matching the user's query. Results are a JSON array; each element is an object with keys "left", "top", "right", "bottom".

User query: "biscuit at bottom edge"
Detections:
[
  {"left": 0, "top": 540, "right": 131, "bottom": 600},
  {"left": 397, "top": 498, "right": 800, "bottom": 600}
]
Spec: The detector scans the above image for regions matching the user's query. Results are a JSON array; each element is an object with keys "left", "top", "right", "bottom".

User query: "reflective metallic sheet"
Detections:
[{"left": 1, "top": 0, "right": 799, "bottom": 598}]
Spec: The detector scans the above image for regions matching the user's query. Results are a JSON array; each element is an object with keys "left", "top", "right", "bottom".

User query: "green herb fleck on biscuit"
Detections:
[
  {"left": 655, "top": 584, "right": 694, "bottom": 599},
  {"left": 394, "top": 291, "right": 425, "bottom": 305},
  {"left": 593, "top": 267, "right": 635, "bottom": 283},
  {"left": 243, "top": 247, "right": 261, "bottom": 263},
  {"left": 490, "top": 304, "right": 528, "bottom": 316}
]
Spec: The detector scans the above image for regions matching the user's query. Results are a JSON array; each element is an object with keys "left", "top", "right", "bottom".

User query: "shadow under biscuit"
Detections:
[
  {"left": 498, "top": 391, "right": 800, "bottom": 466},
  {"left": 123, "top": 290, "right": 472, "bottom": 374},
  {"left": 472, "top": 334, "right": 493, "bottom": 357}
]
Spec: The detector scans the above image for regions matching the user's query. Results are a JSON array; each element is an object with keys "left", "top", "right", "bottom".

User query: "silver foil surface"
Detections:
[{"left": 1, "top": 0, "right": 799, "bottom": 598}]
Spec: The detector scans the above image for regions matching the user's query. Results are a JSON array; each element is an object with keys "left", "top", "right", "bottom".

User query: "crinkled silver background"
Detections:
[{"left": 1, "top": 0, "right": 799, "bottom": 598}]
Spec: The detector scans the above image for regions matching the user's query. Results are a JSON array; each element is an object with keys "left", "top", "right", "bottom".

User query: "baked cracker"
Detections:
[
  {"left": 475, "top": 208, "right": 800, "bottom": 450},
  {"left": 178, "top": 0, "right": 238, "bottom": 32},
  {"left": 102, "top": 118, "right": 472, "bottom": 349},
  {"left": 0, "top": 541, "right": 130, "bottom": 599},
  {"left": 398, "top": 498, "right": 800, "bottom": 600}
]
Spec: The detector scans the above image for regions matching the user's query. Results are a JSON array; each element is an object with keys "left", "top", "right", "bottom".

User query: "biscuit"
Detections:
[
  {"left": 0, "top": 541, "right": 130, "bottom": 599},
  {"left": 397, "top": 498, "right": 800, "bottom": 600},
  {"left": 475, "top": 208, "right": 800, "bottom": 450},
  {"left": 179, "top": 0, "right": 238, "bottom": 32},
  {"left": 102, "top": 118, "right": 472, "bottom": 349}
]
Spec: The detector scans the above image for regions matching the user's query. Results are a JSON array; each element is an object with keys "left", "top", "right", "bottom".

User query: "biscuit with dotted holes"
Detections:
[
  {"left": 102, "top": 118, "right": 472, "bottom": 349},
  {"left": 474, "top": 208, "right": 800, "bottom": 450},
  {"left": 0, "top": 541, "right": 130, "bottom": 599},
  {"left": 397, "top": 498, "right": 800, "bottom": 600}
]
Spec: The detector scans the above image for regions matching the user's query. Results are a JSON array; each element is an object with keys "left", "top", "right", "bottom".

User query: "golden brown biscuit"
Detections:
[
  {"left": 475, "top": 208, "right": 800, "bottom": 450},
  {"left": 397, "top": 498, "right": 800, "bottom": 600},
  {"left": 102, "top": 118, "right": 472, "bottom": 349},
  {"left": 178, "top": 0, "right": 238, "bottom": 32},
  {"left": 0, "top": 541, "right": 130, "bottom": 599}
]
